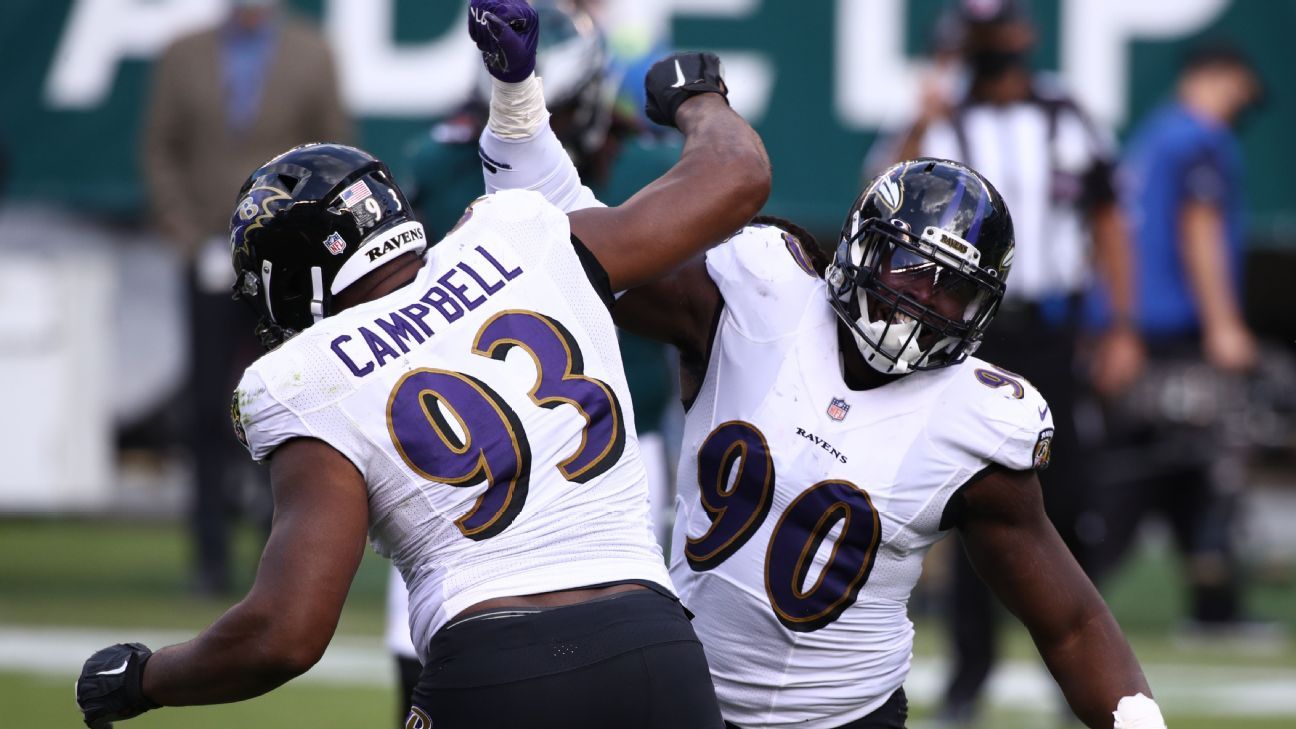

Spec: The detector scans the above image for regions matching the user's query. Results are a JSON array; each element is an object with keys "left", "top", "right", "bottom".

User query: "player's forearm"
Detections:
[
  {"left": 141, "top": 600, "right": 318, "bottom": 706},
  {"left": 670, "top": 94, "right": 771, "bottom": 235},
  {"left": 479, "top": 74, "right": 603, "bottom": 211},
  {"left": 1031, "top": 603, "right": 1155, "bottom": 728}
]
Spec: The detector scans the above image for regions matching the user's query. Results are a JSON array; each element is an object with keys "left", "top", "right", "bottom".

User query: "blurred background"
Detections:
[{"left": 1, "top": 1, "right": 1294, "bottom": 727}]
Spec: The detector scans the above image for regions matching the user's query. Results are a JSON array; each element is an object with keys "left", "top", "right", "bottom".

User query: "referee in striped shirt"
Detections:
[{"left": 886, "top": 1, "right": 1145, "bottom": 723}]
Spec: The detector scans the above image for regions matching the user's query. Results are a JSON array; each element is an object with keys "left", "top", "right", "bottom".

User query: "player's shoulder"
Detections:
[
  {"left": 231, "top": 331, "right": 346, "bottom": 461},
  {"left": 926, "top": 357, "right": 1055, "bottom": 471},
  {"left": 234, "top": 335, "right": 317, "bottom": 417},
  {"left": 944, "top": 356, "right": 1050, "bottom": 421},
  {"left": 466, "top": 189, "right": 569, "bottom": 231},
  {"left": 706, "top": 222, "right": 822, "bottom": 287},
  {"left": 704, "top": 222, "right": 827, "bottom": 340}
]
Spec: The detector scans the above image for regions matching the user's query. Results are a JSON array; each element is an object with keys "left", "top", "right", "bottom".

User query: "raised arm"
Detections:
[
  {"left": 469, "top": 5, "right": 768, "bottom": 290},
  {"left": 566, "top": 87, "right": 768, "bottom": 291},
  {"left": 954, "top": 467, "right": 1166, "bottom": 729}
]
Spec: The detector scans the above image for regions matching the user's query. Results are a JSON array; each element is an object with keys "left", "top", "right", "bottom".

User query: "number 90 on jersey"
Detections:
[{"left": 686, "top": 421, "right": 882, "bottom": 632}]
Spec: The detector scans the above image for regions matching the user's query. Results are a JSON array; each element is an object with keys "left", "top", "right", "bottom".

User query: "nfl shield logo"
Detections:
[
  {"left": 322, "top": 232, "right": 346, "bottom": 256},
  {"left": 827, "top": 398, "right": 851, "bottom": 422}
]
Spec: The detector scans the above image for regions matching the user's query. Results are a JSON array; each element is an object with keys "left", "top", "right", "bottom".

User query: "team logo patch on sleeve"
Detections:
[
  {"left": 1032, "top": 427, "right": 1054, "bottom": 470},
  {"left": 230, "top": 392, "right": 249, "bottom": 449}
]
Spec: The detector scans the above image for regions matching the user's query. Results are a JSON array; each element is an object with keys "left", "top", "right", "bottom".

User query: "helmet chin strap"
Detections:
[{"left": 310, "top": 266, "right": 326, "bottom": 323}]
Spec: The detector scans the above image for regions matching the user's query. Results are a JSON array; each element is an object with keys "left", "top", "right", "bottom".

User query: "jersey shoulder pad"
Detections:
[
  {"left": 936, "top": 359, "right": 1056, "bottom": 472},
  {"left": 462, "top": 190, "right": 569, "bottom": 251},
  {"left": 471, "top": 189, "right": 568, "bottom": 228},
  {"left": 231, "top": 347, "right": 315, "bottom": 462},
  {"left": 708, "top": 223, "right": 820, "bottom": 283},
  {"left": 710, "top": 221, "right": 819, "bottom": 317},
  {"left": 705, "top": 224, "right": 823, "bottom": 338}
]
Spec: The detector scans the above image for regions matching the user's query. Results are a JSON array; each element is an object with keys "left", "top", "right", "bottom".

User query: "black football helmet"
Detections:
[
  {"left": 230, "top": 143, "right": 428, "bottom": 348},
  {"left": 825, "top": 158, "right": 1014, "bottom": 374}
]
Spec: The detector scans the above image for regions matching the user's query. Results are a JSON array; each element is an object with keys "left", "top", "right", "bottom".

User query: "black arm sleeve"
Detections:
[{"left": 569, "top": 233, "right": 615, "bottom": 310}]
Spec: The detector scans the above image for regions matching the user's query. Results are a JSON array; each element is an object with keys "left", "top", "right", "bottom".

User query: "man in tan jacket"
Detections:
[{"left": 142, "top": 0, "right": 352, "bottom": 595}]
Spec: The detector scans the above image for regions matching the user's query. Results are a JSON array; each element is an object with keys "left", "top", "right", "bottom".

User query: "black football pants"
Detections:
[{"left": 408, "top": 589, "right": 724, "bottom": 729}]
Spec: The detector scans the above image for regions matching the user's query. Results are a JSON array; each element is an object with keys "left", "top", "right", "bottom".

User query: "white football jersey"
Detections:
[
  {"left": 672, "top": 225, "right": 1055, "bottom": 728},
  {"left": 233, "top": 189, "right": 670, "bottom": 660}
]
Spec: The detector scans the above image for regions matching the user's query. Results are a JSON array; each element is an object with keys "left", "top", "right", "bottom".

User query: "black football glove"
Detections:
[
  {"left": 76, "top": 643, "right": 159, "bottom": 729},
  {"left": 644, "top": 52, "right": 729, "bottom": 129}
]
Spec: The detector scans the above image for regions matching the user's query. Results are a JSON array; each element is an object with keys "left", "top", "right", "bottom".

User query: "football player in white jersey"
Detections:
[
  {"left": 479, "top": 36, "right": 1167, "bottom": 729},
  {"left": 72, "top": 5, "right": 770, "bottom": 726}
]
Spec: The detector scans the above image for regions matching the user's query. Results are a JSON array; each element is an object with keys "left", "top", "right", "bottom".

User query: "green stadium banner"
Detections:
[{"left": 2, "top": 0, "right": 1293, "bottom": 244}]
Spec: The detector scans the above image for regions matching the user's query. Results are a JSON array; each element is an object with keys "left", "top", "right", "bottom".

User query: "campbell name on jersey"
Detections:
[
  {"left": 231, "top": 189, "right": 669, "bottom": 659},
  {"left": 673, "top": 224, "right": 1055, "bottom": 729}
]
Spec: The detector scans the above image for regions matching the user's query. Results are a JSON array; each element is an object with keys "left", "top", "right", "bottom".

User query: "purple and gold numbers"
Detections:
[
  {"left": 685, "top": 421, "right": 775, "bottom": 570},
  {"left": 473, "top": 310, "right": 625, "bottom": 483},
  {"left": 974, "top": 367, "right": 1026, "bottom": 399},
  {"left": 387, "top": 369, "right": 530, "bottom": 541},
  {"left": 387, "top": 309, "right": 626, "bottom": 540},
  {"left": 766, "top": 480, "right": 880, "bottom": 632},
  {"left": 686, "top": 421, "right": 882, "bottom": 632}
]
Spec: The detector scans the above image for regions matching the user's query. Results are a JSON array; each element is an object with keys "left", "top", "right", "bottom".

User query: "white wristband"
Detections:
[
  {"left": 1112, "top": 693, "right": 1167, "bottom": 729},
  {"left": 488, "top": 73, "right": 549, "bottom": 139}
]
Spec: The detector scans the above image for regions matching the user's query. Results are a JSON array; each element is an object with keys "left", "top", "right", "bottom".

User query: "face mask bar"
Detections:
[{"left": 829, "top": 217, "right": 1004, "bottom": 372}]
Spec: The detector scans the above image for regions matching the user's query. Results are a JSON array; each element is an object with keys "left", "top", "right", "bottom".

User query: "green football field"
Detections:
[{"left": 3, "top": 518, "right": 1293, "bottom": 728}]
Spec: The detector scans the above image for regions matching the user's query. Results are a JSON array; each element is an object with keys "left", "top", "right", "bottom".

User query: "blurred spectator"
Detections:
[
  {"left": 1087, "top": 43, "right": 1267, "bottom": 631},
  {"left": 879, "top": 0, "right": 1144, "bottom": 723},
  {"left": 142, "top": 0, "right": 352, "bottom": 595},
  {"left": 385, "top": 1, "right": 680, "bottom": 721}
]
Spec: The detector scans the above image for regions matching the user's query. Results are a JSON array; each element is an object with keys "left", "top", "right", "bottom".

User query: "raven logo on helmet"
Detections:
[
  {"left": 875, "top": 168, "right": 905, "bottom": 213},
  {"left": 230, "top": 185, "right": 292, "bottom": 259}
]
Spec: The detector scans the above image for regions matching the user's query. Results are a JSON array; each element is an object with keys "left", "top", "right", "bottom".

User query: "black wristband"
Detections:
[
  {"left": 125, "top": 650, "right": 161, "bottom": 712},
  {"left": 643, "top": 52, "right": 729, "bottom": 128}
]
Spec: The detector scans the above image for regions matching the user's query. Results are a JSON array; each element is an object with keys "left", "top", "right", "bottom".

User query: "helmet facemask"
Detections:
[{"left": 828, "top": 214, "right": 1004, "bottom": 375}]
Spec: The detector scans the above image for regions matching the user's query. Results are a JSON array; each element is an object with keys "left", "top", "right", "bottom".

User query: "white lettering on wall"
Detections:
[
  {"left": 602, "top": 0, "right": 771, "bottom": 122},
  {"left": 324, "top": 1, "right": 477, "bottom": 117},
  {"left": 834, "top": 0, "right": 924, "bottom": 130},
  {"left": 1061, "top": 0, "right": 1230, "bottom": 126},
  {"left": 45, "top": 0, "right": 223, "bottom": 108},
  {"left": 43, "top": 0, "right": 1234, "bottom": 125}
]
